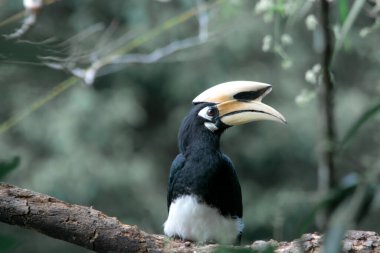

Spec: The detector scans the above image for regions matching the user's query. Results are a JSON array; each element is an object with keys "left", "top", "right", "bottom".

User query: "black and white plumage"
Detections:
[{"left": 164, "top": 81, "right": 286, "bottom": 244}]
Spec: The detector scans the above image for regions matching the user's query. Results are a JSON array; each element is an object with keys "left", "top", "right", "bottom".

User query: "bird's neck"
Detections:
[
  {"left": 183, "top": 134, "right": 221, "bottom": 156},
  {"left": 178, "top": 123, "right": 222, "bottom": 156}
]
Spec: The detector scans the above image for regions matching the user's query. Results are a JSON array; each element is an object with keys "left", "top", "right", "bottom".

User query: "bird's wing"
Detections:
[
  {"left": 221, "top": 154, "right": 243, "bottom": 218},
  {"left": 167, "top": 153, "right": 186, "bottom": 210}
]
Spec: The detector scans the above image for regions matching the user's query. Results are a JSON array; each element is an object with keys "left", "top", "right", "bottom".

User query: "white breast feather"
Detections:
[{"left": 164, "top": 195, "right": 243, "bottom": 244}]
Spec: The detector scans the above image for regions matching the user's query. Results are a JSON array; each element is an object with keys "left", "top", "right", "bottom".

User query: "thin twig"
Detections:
[
  {"left": 2, "top": 0, "right": 61, "bottom": 39},
  {"left": 0, "top": 77, "right": 79, "bottom": 135},
  {"left": 0, "top": 0, "right": 58, "bottom": 28},
  {"left": 0, "top": 1, "right": 220, "bottom": 135},
  {"left": 40, "top": 0, "right": 213, "bottom": 85},
  {"left": 112, "top": 0, "right": 209, "bottom": 65},
  {"left": 332, "top": 0, "right": 367, "bottom": 62},
  {"left": 317, "top": 0, "right": 337, "bottom": 228},
  {"left": 3, "top": 10, "right": 38, "bottom": 39}
]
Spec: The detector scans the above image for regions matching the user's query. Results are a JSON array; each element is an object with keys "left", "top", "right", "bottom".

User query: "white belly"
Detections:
[{"left": 163, "top": 195, "right": 244, "bottom": 244}]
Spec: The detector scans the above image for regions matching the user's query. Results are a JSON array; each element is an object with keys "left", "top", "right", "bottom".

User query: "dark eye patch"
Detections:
[{"left": 233, "top": 86, "right": 271, "bottom": 101}]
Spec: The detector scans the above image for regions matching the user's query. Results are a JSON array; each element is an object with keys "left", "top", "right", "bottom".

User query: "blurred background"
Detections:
[{"left": 0, "top": 0, "right": 379, "bottom": 252}]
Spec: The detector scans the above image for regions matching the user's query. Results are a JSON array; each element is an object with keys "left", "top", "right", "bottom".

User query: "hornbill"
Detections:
[{"left": 164, "top": 81, "right": 286, "bottom": 244}]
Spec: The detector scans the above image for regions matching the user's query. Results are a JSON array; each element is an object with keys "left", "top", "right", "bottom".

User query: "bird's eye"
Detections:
[
  {"left": 198, "top": 106, "right": 218, "bottom": 121},
  {"left": 207, "top": 107, "right": 217, "bottom": 117}
]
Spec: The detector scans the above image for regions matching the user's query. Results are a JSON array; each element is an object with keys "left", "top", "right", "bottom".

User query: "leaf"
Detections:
[
  {"left": 0, "top": 156, "right": 20, "bottom": 179},
  {"left": 338, "top": 0, "right": 350, "bottom": 49},
  {"left": 322, "top": 185, "right": 369, "bottom": 253},
  {"left": 338, "top": 0, "right": 349, "bottom": 24},
  {"left": 273, "top": 0, "right": 285, "bottom": 15},
  {"left": 299, "top": 184, "right": 356, "bottom": 234},
  {"left": 299, "top": 179, "right": 376, "bottom": 234},
  {"left": 339, "top": 100, "right": 380, "bottom": 151},
  {"left": 322, "top": 165, "right": 379, "bottom": 253},
  {"left": 333, "top": 0, "right": 366, "bottom": 62}
]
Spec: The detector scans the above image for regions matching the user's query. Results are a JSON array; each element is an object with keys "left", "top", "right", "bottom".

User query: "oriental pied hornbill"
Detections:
[{"left": 164, "top": 81, "right": 286, "bottom": 244}]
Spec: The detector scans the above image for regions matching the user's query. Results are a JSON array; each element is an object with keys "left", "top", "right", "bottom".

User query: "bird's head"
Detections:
[
  {"left": 192, "top": 81, "right": 286, "bottom": 132},
  {"left": 178, "top": 81, "right": 286, "bottom": 153}
]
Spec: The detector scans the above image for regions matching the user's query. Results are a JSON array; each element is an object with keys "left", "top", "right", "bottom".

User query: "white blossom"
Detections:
[
  {"left": 281, "top": 34, "right": 293, "bottom": 46},
  {"left": 23, "top": 0, "right": 42, "bottom": 10},
  {"left": 255, "top": 0, "right": 273, "bottom": 14},
  {"left": 359, "top": 28, "right": 370, "bottom": 37},
  {"left": 295, "top": 89, "right": 316, "bottom": 106},
  {"left": 84, "top": 68, "right": 97, "bottom": 85},
  {"left": 282, "top": 59, "right": 293, "bottom": 69},
  {"left": 262, "top": 35, "right": 272, "bottom": 52},
  {"left": 305, "top": 70, "right": 317, "bottom": 84},
  {"left": 312, "top": 64, "right": 321, "bottom": 73},
  {"left": 305, "top": 64, "right": 321, "bottom": 84},
  {"left": 305, "top": 14, "right": 318, "bottom": 31}
]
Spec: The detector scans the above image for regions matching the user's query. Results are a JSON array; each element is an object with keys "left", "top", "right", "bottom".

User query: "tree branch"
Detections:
[
  {"left": 41, "top": 0, "right": 211, "bottom": 85},
  {"left": 317, "top": 0, "right": 336, "bottom": 194},
  {"left": 3, "top": 0, "right": 50, "bottom": 40},
  {"left": 0, "top": 183, "right": 165, "bottom": 252},
  {"left": 1, "top": 183, "right": 380, "bottom": 253}
]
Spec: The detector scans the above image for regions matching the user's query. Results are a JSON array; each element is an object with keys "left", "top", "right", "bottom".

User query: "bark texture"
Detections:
[{"left": 1, "top": 183, "right": 379, "bottom": 253}]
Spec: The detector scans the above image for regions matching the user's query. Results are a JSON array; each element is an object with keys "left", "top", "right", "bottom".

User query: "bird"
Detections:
[{"left": 163, "top": 81, "right": 286, "bottom": 244}]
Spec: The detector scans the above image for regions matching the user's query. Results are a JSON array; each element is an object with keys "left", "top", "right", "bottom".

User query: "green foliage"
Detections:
[
  {"left": 300, "top": 180, "right": 376, "bottom": 234},
  {"left": 0, "top": 156, "right": 20, "bottom": 179},
  {"left": 338, "top": 0, "right": 349, "bottom": 24},
  {"left": 339, "top": 100, "right": 380, "bottom": 152},
  {"left": 322, "top": 184, "right": 373, "bottom": 253},
  {"left": 333, "top": 0, "right": 367, "bottom": 61}
]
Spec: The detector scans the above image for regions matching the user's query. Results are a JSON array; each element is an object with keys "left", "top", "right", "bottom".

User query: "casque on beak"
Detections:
[{"left": 193, "top": 81, "right": 286, "bottom": 126}]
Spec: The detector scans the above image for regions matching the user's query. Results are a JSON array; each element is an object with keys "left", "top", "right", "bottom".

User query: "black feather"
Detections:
[{"left": 167, "top": 102, "right": 243, "bottom": 219}]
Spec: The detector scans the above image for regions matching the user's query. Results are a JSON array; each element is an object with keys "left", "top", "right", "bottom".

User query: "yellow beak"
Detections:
[
  {"left": 216, "top": 100, "right": 286, "bottom": 126},
  {"left": 193, "top": 81, "right": 286, "bottom": 126}
]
